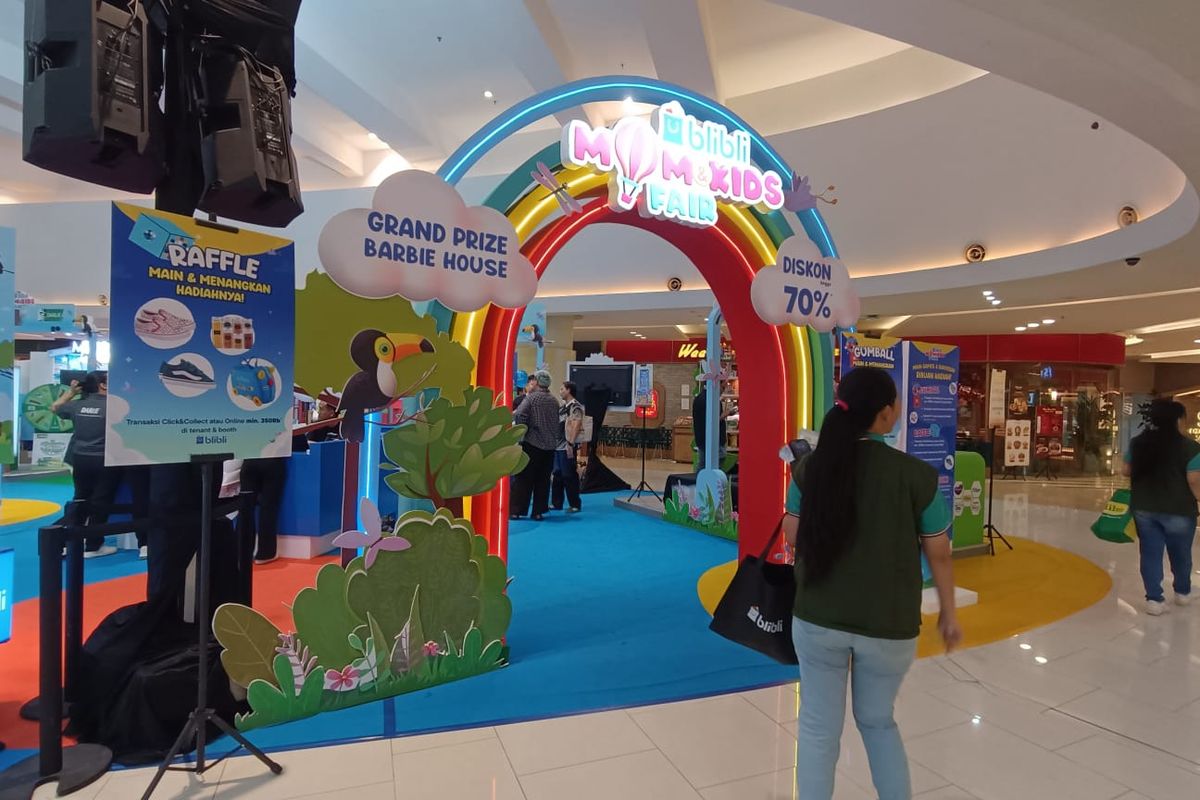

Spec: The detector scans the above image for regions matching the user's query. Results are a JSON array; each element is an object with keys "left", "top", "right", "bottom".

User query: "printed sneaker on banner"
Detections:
[
  {"left": 137, "top": 308, "right": 194, "bottom": 337},
  {"left": 159, "top": 359, "right": 214, "bottom": 385}
]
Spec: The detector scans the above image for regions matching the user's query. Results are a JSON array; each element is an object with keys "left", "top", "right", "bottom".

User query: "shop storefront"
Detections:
[{"left": 916, "top": 334, "right": 1125, "bottom": 476}]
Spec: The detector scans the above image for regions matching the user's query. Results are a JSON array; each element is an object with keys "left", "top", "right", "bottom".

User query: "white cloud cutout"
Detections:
[
  {"left": 751, "top": 236, "right": 859, "bottom": 332},
  {"left": 104, "top": 394, "right": 152, "bottom": 466},
  {"left": 260, "top": 407, "right": 294, "bottom": 459},
  {"left": 317, "top": 169, "right": 538, "bottom": 312}
]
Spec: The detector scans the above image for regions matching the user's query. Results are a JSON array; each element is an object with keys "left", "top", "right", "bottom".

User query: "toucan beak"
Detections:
[{"left": 387, "top": 333, "right": 434, "bottom": 361}]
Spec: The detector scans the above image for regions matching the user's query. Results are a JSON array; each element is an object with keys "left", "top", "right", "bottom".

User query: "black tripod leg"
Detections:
[
  {"left": 209, "top": 716, "right": 283, "bottom": 774},
  {"left": 140, "top": 716, "right": 198, "bottom": 800}
]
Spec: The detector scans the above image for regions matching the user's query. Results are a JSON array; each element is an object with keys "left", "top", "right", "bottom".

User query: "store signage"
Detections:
[
  {"left": 752, "top": 235, "right": 858, "bottom": 333},
  {"left": 1004, "top": 419, "right": 1033, "bottom": 468},
  {"left": 318, "top": 170, "right": 537, "bottom": 311},
  {"left": 988, "top": 369, "right": 1007, "bottom": 429},
  {"left": 107, "top": 203, "right": 295, "bottom": 465},
  {"left": 15, "top": 303, "right": 79, "bottom": 334},
  {"left": 562, "top": 101, "right": 785, "bottom": 227},
  {"left": 634, "top": 364, "right": 654, "bottom": 408},
  {"left": 678, "top": 343, "right": 706, "bottom": 359}
]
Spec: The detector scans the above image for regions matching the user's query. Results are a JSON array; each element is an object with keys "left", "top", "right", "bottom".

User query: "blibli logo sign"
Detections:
[
  {"left": 747, "top": 605, "right": 785, "bottom": 634},
  {"left": 562, "top": 101, "right": 785, "bottom": 228}
]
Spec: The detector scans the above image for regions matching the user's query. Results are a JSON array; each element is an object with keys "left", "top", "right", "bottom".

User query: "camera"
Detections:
[{"left": 1125, "top": 257, "right": 1141, "bottom": 266}]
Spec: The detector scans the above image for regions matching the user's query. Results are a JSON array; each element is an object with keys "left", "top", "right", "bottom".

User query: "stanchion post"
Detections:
[
  {"left": 37, "top": 523, "right": 64, "bottom": 778},
  {"left": 64, "top": 502, "right": 85, "bottom": 703}
]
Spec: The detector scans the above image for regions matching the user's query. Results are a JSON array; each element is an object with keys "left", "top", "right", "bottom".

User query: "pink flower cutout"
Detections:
[
  {"left": 422, "top": 641, "right": 443, "bottom": 657},
  {"left": 333, "top": 497, "right": 411, "bottom": 569},
  {"left": 324, "top": 665, "right": 360, "bottom": 692},
  {"left": 688, "top": 505, "right": 702, "bottom": 521},
  {"left": 731, "top": 511, "right": 739, "bottom": 522}
]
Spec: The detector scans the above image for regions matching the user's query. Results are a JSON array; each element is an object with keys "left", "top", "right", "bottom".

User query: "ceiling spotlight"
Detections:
[
  {"left": 629, "top": 331, "right": 638, "bottom": 335},
  {"left": 981, "top": 290, "right": 993, "bottom": 297},
  {"left": 367, "top": 132, "right": 379, "bottom": 142},
  {"left": 991, "top": 299, "right": 1002, "bottom": 306},
  {"left": 1194, "top": 339, "right": 1200, "bottom": 345},
  {"left": 1125, "top": 336, "right": 1144, "bottom": 346},
  {"left": 1015, "top": 326, "right": 1026, "bottom": 332},
  {"left": 1042, "top": 319, "right": 1056, "bottom": 325},
  {"left": 483, "top": 89, "right": 494, "bottom": 99},
  {"left": 1027, "top": 322, "right": 1040, "bottom": 328}
]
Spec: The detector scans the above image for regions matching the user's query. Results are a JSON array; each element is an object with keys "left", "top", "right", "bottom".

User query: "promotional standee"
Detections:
[
  {"left": 213, "top": 169, "right": 531, "bottom": 730},
  {"left": 107, "top": 204, "right": 295, "bottom": 465},
  {"left": 840, "top": 333, "right": 906, "bottom": 449},
  {"left": 0, "top": 227, "right": 14, "bottom": 466}
]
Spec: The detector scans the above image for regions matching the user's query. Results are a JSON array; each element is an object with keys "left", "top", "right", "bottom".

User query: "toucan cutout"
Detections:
[{"left": 337, "top": 329, "right": 434, "bottom": 442}]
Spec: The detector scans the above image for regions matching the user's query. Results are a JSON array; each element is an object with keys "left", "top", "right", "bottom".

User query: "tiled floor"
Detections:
[{"left": 35, "top": 482, "right": 1200, "bottom": 799}]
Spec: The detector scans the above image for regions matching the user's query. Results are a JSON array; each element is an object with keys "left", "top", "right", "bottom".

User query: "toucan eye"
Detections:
[{"left": 375, "top": 340, "right": 392, "bottom": 359}]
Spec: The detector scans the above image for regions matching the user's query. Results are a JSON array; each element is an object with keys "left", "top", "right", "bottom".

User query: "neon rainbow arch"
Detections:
[{"left": 377, "top": 77, "right": 839, "bottom": 559}]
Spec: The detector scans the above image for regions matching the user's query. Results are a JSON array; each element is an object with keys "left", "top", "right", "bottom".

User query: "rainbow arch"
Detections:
[{"left": 408, "top": 77, "right": 839, "bottom": 559}]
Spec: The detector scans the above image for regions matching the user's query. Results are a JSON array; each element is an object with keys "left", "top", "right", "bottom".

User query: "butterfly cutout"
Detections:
[
  {"left": 696, "top": 359, "right": 733, "bottom": 383},
  {"left": 782, "top": 174, "right": 838, "bottom": 213},
  {"left": 332, "top": 497, "right": 411, "bottom": 569}
]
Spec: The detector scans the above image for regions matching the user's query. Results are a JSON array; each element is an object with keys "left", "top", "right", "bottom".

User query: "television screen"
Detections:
[{"left": 567, "top": 362, "right": 635, "bottom": 410}]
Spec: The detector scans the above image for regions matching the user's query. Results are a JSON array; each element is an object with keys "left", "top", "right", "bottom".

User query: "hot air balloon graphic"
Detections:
[{"left": 610, "top": 116, "right": 659, "bottom": 209}]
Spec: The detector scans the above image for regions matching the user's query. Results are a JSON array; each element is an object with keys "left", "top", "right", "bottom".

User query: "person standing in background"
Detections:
[
  {"left": 1123, "top": 398, "right": 1199, "bottom": 615},
  {"left": 512, "top": 370, "right": 560, "bottom": 521},
  {"left": 552, "top": 380, "right": 584, "bottom": 513},
  {"left": 52, "top": 372, "right": 118, "bottom": 558},
  {"left": 240, "top": 457, "right": 288, "bottom": 564}
]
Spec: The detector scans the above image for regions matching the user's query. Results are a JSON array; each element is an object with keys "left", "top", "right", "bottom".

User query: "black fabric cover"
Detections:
[{"left": 579, "top": 387, "right": 630, "bottom": 494}]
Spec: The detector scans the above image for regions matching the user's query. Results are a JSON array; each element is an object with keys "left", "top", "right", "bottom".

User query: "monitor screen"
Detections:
[{"left": 567, "top": 362, "right": 635, "bottom": 410}]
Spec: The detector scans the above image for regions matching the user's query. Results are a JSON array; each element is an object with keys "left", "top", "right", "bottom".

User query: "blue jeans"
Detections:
[
  {"left": 1133, "top": 510, "right": 1196, "bottom": 601},
  {"left": 793, "top": 618, "right": 916, "bottom": 800}
]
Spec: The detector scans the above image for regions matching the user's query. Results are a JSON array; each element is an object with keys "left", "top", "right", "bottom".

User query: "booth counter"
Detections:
[{"left": 277, "top": 439, "right": 346, "bottom": 559}]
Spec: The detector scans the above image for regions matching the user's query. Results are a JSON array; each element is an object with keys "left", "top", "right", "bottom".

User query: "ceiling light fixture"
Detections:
[
  {"left": 1042, "top": 319, "right": 1056, "bottom": 325},
  {"left": 1125, "top": 336, "right": 1144, "bottom": 346},
  {"left": 1132, "top": 318, "right": 1200, "bottom": 335},
  {"left": 1026, "top": 322, "right": 1039, "bottom": 328},
  {"left": 1148, "top": 349, "right": 1200, "bottom": 359},
  {"left": 483, "top": 89, "right": 493, "bottom": 99},
  {"left": 991, "top": 299, "right": 1001, "bottom": 306},
  {"left": 981, "top": 290, "right": 993, "bottom": 297},
  {"left": 1015, "top": 326, "right": 1026, "bottom": 332}
]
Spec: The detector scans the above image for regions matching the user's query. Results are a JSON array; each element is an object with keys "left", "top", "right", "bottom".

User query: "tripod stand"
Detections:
[
  {"left": 141, "top": 456, "right": 281, "bottom": 799},
  {"left": 626, "top": 410, "right": 661, "bottom": 502},
  {"left": 985, "top": 427, "right": 1013, "bottom": 555}
]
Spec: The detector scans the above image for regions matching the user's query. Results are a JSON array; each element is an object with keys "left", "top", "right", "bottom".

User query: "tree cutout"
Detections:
[{"left": 382, "top": 386, "right": 527, "bottom": 509}]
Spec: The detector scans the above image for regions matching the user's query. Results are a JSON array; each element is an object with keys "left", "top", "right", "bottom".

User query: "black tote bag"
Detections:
[{"left": 709, "top": 517, "right": 798, "bottom": 665}]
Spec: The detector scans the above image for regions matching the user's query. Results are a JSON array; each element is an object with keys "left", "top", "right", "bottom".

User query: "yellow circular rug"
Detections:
[
  {"left": 697, "top": 537, "right": 1112, "bottom": 658},
  {"left": 0, "top": 499, "right": 62, "bottom": 526}
]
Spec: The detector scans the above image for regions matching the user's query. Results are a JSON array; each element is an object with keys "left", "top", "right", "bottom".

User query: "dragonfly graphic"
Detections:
[
  {"left": 782, "top": 174, "right": 838, "bottom": 213},
  {"left": 531, "top": 162, "right": 583, "bottom": 216}
]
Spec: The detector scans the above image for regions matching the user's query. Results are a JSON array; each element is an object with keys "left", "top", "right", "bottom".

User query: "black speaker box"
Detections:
[
  {"left": 196, "top": 51, "right": 303, "bottom": 228},
  {"left": 22, "top": 0, "right": 163, "bottom": 193}
]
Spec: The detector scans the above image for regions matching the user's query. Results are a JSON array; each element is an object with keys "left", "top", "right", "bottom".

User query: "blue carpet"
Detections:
[
  {"left": 209, "top": 492, "right": 796, "bottom": 755},
  {"left": 0, "top": 485, "right": 795, "bottom": 762},
  {"left": 1, "top": 474, "right": 146, "bottom": 603}
]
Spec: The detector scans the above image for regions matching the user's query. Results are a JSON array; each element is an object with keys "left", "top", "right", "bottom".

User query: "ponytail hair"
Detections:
[
  {"left": 1131, "top": 398, "right": 1185, "bottom": 481},
  {"left": 796, "top": 367, "right": 898, "bottom": 585}
]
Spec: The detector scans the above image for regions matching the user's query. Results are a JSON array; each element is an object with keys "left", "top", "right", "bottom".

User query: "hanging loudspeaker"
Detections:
[{"left": 22, "top": 0, "right": 163, "bottom": 193}]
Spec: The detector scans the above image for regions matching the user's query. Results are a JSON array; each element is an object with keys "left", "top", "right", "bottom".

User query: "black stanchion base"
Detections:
[
  {"left": 0, "top": 744, "right": 112, "bottom": 800},
  {"left": 18, "top": 696, "right": 70, "bottom": 723}
]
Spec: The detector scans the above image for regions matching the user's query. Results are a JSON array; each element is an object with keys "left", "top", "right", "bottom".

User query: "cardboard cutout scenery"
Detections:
[{"left": 214, "top": 170, "right": 529, "bottom": 730}]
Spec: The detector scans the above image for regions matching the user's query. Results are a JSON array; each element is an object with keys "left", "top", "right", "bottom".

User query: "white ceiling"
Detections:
[{"left": 1, "top": 0, "right": 1199, "bottom": 357}]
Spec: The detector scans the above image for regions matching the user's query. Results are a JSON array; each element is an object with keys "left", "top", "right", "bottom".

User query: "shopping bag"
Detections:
[
  {"left": 709, "top": 517, "right": 798, "bottom": 664},
  {"left": 1091, "top": 488, "right": 1136, "bottom": 543}
]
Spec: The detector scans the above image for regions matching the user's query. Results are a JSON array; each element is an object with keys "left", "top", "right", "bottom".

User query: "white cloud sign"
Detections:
[
  {"left": 318, "top": 170, "right": 538, "bottom": 311},
  {"left": 751, "top": 235, "right": 859, "bottom": 332}
]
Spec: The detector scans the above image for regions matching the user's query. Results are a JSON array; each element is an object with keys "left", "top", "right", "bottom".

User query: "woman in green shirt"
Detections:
[
  {"left": 1122, "top": 398, "right": 1200, "bottom": 615},
  {"left": 784, "top": 367, "right": 961, "bottom": 800}
]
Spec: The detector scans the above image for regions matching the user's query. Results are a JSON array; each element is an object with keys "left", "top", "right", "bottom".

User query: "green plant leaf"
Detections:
[
  {"left": 213, "top": 603, "right": 283, "bottom": 689},
  {"left": 292, "top": 563, "right": 364, "bottom": 669}
]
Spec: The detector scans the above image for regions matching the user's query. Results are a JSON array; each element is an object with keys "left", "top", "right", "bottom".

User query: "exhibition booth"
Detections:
[{"left": 0, "top": 75, "right": 1116, "bottom": 794}]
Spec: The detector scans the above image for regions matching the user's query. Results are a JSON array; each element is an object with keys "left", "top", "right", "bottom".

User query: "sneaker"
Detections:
[
  {"left": 139, "top": 545, "right": 148, "bottom": 560},
  {"left": 83, "top": 545, "right": 118, "bottom": 559},
  {"left": 159, "top": 359, "right": 214, "bottom": 385},
  {"left": 1146, "top": 599, "right": 1168, "bottom": 616},
  {"left": 1176, "top": 593, "right": 1192, "bottom": 607},
  {"left": 569, "top": 507, "right": 581, "bottom": 513}
]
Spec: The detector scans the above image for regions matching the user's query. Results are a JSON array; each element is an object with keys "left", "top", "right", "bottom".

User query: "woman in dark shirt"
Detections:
[
  {"left": 784, "top": 367, "right": 961, "bottom": 800},
  {"left": 1123, "top": 398, "right": 1200, "bottom": 615}
]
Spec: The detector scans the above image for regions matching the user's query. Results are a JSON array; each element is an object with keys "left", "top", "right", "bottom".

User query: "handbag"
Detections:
[
  {"left": 709, "top": 517, "right": 798, "bottom": 664},
  {"left": 1091, "top": 488, "right": 1136, "bottom": 543}
]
